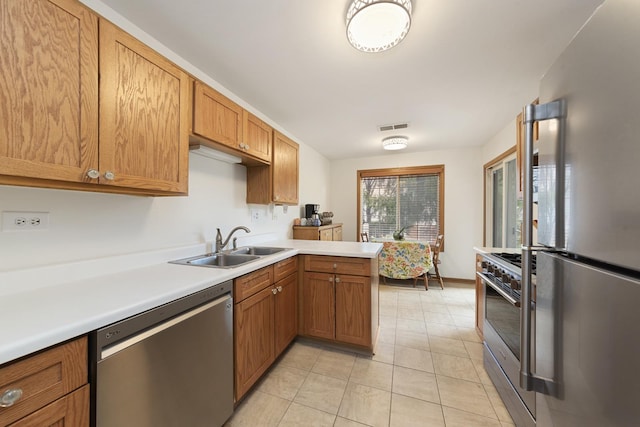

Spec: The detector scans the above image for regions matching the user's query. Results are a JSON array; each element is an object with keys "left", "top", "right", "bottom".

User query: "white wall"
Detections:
[
  {"left": 329, "top": 148, "right": 484, "bottom": 280},
  {"left": 0, "top": 1, "right": 331, "bottom": 272},
  {"left": 482, "top": 118, "right": 517, "bottom": 163}
]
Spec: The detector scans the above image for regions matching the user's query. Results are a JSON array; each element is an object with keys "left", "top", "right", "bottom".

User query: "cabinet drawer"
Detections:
[
  {"left": 8, "top": 384, "right": 89, "bottom": 427},
  {"left": 0, "top": 337, "right": 87, "bottom": 426},
  {"left": 234, "top": 265, "right": 274, "bottom": 302},
  {"left": 304, "top": 255, "right": 371, "bottom": 276},
  {"left": 273, "top": 256, "right": 298, "bottom": 283}
]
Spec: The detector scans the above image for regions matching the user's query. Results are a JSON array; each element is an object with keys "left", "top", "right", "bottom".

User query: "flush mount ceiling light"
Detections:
[
  {"left": 346, "top": 0, "right": 412, "bottom": 53},
  {"left": 382, "top": 136, "right": 408, "bottom": 150}
]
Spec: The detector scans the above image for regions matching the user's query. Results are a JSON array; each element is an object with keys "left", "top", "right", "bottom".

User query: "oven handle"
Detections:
[
  {"left": 521, "top": 101, "right": 564, "bottom": 395},
  {"left": 476, "top": 272, "right": 520, "bottom": 307}
]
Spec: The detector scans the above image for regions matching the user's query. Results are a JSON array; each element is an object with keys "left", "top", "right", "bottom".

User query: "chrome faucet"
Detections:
[{"left": 215, "top": 226, "right": 251, "bottom": 252}]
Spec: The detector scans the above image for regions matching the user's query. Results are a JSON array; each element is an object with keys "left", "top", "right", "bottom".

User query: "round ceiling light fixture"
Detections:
[
  {"left": 382, "top": 136, "right": 408, "bottom": 150},
  {"left": 346, "top": 0, "right": 412, "bottom": 53}
]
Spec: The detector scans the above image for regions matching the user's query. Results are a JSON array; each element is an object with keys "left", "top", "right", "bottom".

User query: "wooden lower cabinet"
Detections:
[
  {"left": 335, "top": 274, "right": 371, "bottom": 347},
  {"left": 0, "top": 336, "right": 88, "bottom": 426},
  {"left": 234, "top": 257, "right": 298, "bottom": 401},
  {"left": 302, "top": 272, "right": 336, "bottom": 340},
  {"left": 300, "top": 255, "right": 378, "bottom": 351},
  {"left": 9, "top": 385, "right": 89, "bottom": 427},
  {"left": 234, "top": 286, "right": 275, "bottom": 401},
  {"left": 293, "top": 224, "right": 342, "bottom": 241},
  {"left": 274, "top": 273, "right": 298, "bottom": 356}
]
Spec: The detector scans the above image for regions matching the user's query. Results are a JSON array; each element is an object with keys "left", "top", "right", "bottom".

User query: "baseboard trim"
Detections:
[{"left": 442, "top": 277, "right": 474, "bottom": 285}]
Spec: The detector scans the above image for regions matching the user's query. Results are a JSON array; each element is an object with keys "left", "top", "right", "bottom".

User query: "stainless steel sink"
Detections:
[
  {"left": 170, "top": 253, "right": 260, "bottom": 268},
  {"left": 230, "top": 246, "right": 287, "bottom": 256}
]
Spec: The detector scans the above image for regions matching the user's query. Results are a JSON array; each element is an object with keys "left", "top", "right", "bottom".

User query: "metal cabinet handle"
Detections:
[
  {"left": 104, "top": 171, "right": 115, "bottom": 180},
  {"left": 0, "top": 388, "right": 23, "bottom": 407},
  {"left": 335, "top": 277, "right": 341, "bottom": 284},
  {"left": 87, "top": 169, "right": 100, "bottom": 179},
  {"left": 333, "top": 263, "right": 337, "bottom": 270},
  {"left": 272, "top": 288, "right": 277, "bottom": 295},
  {"left": 276, "top": 286, "right": 282, "bottom": 292},
  {"left": 328, "top": 277, "right": 334, "bottom": 283}
]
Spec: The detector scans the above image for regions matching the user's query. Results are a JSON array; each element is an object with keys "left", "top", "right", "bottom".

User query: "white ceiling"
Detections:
[{"left": 100, "top": 0, "right": 603, "bottom": 160}]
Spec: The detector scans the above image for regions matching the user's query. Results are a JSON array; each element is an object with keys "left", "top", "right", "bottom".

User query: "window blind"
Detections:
[{"left": 360, "top": 173, "right": 441, "bottom": 242}]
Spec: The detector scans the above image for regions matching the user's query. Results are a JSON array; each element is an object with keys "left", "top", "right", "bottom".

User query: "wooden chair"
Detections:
[
  {"left": 360, "top": 232, "right": 369, "bottom": 242},
  {"left": 428, "top": 234, "right": 444, "bottom": 289}
]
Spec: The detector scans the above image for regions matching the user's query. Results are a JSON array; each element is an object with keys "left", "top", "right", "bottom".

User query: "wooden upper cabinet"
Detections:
[
  {"left": 0, "top": 0, "right": 99, "bottom": 183},
  {"left": 99, "top": 19, "right": 189, "bottom": 194},
  {"left": 246, "top": 130, "right": 299, "bottom": 205},
  {"left": 192, "top": 81, "right": 242, "bottom": 150},
  {"left": 272, "top": 131, "right": 299, "bottom": 204},
  {"left": 242, "top": 111, "right": 272, "bottom": 163}
]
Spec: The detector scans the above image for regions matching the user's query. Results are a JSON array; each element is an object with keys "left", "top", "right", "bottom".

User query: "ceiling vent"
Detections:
[{"left": 378, "top": 122, "right": 409, "bottom": 132}]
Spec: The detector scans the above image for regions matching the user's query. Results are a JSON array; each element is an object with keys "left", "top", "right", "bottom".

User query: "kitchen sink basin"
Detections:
[
  {"left": 230, "top": 246, "right": 287, "bottom": 256},
  {"left": 170, "top": 253, "right": 260, "bottom": 268}
]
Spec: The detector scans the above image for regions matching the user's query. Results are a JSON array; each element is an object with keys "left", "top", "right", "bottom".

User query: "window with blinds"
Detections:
[{"left": 358, "top": 165, "right": 444, "bottom": 244}]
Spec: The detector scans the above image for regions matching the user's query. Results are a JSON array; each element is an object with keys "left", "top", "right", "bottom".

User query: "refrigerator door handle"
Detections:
[{"left": 521, "top": 100, "right": 565, "bottom": 394}]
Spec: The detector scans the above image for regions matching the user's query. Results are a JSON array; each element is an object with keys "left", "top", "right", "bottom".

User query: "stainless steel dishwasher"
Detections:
[{"left": 90, "top": 280, "right": 233, "bottom": 427}]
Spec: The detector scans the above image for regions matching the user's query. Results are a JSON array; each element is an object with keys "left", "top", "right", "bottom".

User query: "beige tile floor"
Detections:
[{"left": 226, "top": 280, "right": 515, "bottom": 427}]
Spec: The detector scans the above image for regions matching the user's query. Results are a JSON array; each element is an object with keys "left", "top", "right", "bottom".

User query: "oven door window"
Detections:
[{"left": 485, "top": 283, "right": 521, "bottom": 360}]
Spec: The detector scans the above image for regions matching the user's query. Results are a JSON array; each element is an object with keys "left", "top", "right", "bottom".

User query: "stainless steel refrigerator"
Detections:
[{"left": 521, "top": 0, "right": 640, "bottom": 426}]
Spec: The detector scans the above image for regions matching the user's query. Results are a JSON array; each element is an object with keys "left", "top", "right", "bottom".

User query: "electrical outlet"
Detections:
[
  {"left": 2, "top": 211, "right": 50, "bottom": 231},
  {"left": 250, "top": 209, "right": 261, "bottom": 223}
]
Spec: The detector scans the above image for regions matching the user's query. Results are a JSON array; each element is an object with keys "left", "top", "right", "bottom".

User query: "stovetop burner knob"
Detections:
[{"left": 511, "top": 278, "right": 521, "bottom": 290}]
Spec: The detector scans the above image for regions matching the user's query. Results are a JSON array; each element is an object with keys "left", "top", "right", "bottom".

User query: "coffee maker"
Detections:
[{"left": 305, "top": 204, "right": 320, "bottom": 220}]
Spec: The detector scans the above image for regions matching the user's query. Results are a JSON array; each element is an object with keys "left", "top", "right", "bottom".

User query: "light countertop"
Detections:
[
  {"left": 0, "top": 239, "right": 382, "bottom": 365},
  {"left": 473, "top": 246, "right": 522, "bottom": 255}
]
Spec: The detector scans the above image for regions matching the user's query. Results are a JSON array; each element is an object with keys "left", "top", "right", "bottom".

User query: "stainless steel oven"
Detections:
[{"left": 478, "top": 252, "right": 536, "bottom": 427}]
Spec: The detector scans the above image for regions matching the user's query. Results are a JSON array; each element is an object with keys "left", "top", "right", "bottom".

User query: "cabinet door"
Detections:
[
  {"left": 332, "top": 226, "right": 343, "bottom": 241},
  {"left": 242, "top": 111, "right": 272, "bottom": 163},
  {"left": 99, "top": 19, "right": 189, "bottom": 194},
  {"left": 8, "top": 385, "right": 89, "bottom": 427},
  {"left": 274, "top": 273, "right": 297, "bottom": 356},
  {"left": 192, "top": 81, "right": 242, "bottom": 150},
  {"left": 234, "top": 286, "right": 275, "bottom": 401},
  {"left": 335, "top": 274, "right": 371, "bottom": 347},
  {"left": 319, "top": 228, "right": 333, "bottom": 241},
  {"left": 272, "top": 131, "right": 299, "bottom": 204},
  {"left": 0, "top": 0, "right": 98, "bottom": 184},
  {"left": 302, "top": 272, "right": 335, "bottom": 340}
]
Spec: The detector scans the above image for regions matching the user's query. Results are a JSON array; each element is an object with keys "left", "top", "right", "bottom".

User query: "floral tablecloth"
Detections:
[{"left": 375, "top": 240, "right": 433, "bottom": 280}]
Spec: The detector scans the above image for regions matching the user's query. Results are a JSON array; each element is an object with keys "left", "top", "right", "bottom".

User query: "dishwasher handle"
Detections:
[{"left": 99, "top": 294, "right": 231, "bottom": 361}]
